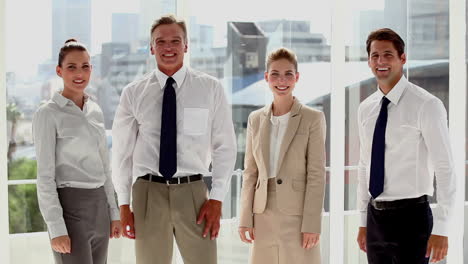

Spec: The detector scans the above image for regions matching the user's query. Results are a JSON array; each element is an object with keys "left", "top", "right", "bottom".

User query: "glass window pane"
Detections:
[
  {"left": 8, "top": 184, "right": 46, "bottom": 234},
  {"left": 6, "top": 0, "right": 177, "bottom": 262},
  {"left": 344, "top": 0, "right": 450, "bottom": 263},
  {"left": 187, "top": 0, "right": 331, "bottom": 263}
]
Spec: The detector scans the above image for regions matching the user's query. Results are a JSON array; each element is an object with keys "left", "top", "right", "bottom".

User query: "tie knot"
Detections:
[
  {"left": 382, "top": 96, "right": 390, "bottom": 107},
  {"left": 165, "top": 77, "right": 175, "bottom": 87}
]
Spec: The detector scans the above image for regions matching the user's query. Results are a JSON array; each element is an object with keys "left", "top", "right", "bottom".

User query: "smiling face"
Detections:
[
  {"left": 56, "top": 50, "right": 91, "bottom": 94},
  {"left": 265, "top": 58, "right": 299, "bottom": 100},
  {"left": 150, "top": 23, "right": 188, "bottom": 76},
  {"left": 368, "top": 40, "right": 406, "bottom": 91}
]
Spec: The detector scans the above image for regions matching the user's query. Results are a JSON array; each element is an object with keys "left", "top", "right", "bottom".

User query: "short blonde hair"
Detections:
[
  {"left": 266, "top": 47, "right": 298, "bottom": 71},
  {"left": 150, "top": 14, "right": 187, "bottom": 43}
]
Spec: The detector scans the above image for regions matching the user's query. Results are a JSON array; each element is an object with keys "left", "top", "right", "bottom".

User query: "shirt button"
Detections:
[{"left": 277, "top": 179, "right": 282, "bottom": 184}]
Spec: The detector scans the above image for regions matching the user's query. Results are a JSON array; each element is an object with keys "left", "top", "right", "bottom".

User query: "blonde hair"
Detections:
[
  {"left": 150, "top": 14, "right": 187, "bottom": 43},
  {"left": 266, "top": 47, "right": 298, "bottom": 71}
]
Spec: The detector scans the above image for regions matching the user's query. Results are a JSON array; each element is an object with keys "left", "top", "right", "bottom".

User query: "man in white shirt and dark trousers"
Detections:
[
  {"left": 356, "top": 28, "right": 456, "bottom": 264},
  {"left": 112, "top": 15, "right": 237, "bottom": 264}
]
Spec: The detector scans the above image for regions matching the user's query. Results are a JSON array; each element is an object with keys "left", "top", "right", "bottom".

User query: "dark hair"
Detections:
[
  {"left": 266, "top": 47, "right": 298, "bottom": 71},
  {"left": 58, "top": 38, "right": 88, "bottom": 67},
  {"left": 366, "top": 28, "right": 405, "bottom": 57},
  {"left": 150, "top": 14, "right": 187, "bottom": 43}
]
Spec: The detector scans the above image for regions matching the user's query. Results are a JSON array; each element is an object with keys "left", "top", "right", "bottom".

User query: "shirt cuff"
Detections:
[
  {"left": 360, "top": 212, "right": 367, "bottom": 227},
  {"left": 431, "top": 219, "right": 449, "bottom": 237},
  {"left": 117, "top": 192, "right": 130, "bottom": 207},
  {"left": 48, "top": 221, "right": 68, "bottom": 239},
  {"left": 109, "top": 208, "right": 120, "bottom": 221},
  {"left": 209, "top": 188, "right": 226, "bottom": 202}
]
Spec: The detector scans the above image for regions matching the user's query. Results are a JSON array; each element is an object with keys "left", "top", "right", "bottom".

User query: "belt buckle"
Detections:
[
  {"left": 166, "top": 180, "right": 170, "bottom": 186},
  {"left": 187, "top": 176, "right": 191, "bottom": 184},
  {"left": 371, "top": 199, "right": 383, "bottom": 210},
  {"left": 178, "top": 177, "right": 181, "bottom": 184}
]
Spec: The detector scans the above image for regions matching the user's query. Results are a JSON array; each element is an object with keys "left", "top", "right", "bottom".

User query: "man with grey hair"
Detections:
[{"left": 112, "top": 14, "right": 237, "bottom": 264}]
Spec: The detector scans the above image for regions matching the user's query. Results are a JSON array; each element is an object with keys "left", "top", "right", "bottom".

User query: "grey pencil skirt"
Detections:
[{"left": 53, "top": 186, "right": 110, "bottom": 264}]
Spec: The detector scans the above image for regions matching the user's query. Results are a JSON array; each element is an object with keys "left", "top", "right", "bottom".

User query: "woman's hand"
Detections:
[
  {"left": 110, "top": 220, "right": 123, "bottom": 238},
  {"left": 51, "top": 235, "right": 71, "bottom": 254},
  {"left": 238, "top": 227, "right": 255, "bottom": 244},
  {"left": 302, "top": 232, "right": 320, "bottom": 249}
]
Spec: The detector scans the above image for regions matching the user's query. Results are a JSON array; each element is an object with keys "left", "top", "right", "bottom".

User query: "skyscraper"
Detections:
[
  {"left": 138, "top": 0, "right": 175, "bottom": 42},
  {"left": 52, "top": 0, "right": 91, "bottom": 61},
  {"left": 112, "top": 13, "right": 139, "bottom": 45}
]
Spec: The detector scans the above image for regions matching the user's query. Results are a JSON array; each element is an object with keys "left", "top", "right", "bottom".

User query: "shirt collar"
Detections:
[
  {"left": 52, "top": 91, "right": 90, "bottom": 108},
  {"left": 376, "top": 75, "right": 408, "bottom": 105},
  {"left": 155, "top": 65, "right": 187, "bottom": 90}
]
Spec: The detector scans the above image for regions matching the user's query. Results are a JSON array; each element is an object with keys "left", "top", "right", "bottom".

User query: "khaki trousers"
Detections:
[
  {"left": 132, "top": 178, "right": 217, "bottom": 264},
  {"left": 251, "top": 179, "right": 321, "bottom": 264}
]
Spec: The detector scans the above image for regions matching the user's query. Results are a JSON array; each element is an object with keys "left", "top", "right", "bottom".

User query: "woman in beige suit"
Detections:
[{"left": 238, "top": 47, "right": 326, "bottom": 264}]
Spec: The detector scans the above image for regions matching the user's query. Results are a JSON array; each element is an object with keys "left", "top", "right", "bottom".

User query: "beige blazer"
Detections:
[{"left": 239, "top": 98, "right": 326, "bottom": 233}]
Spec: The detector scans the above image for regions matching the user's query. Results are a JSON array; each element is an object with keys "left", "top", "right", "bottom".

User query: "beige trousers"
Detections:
[
  {"left": 132, "top": 178, "right": 217, "bottom": 264},
  {"left": 251, "top": 179, "right": 321, "bottom": 264}
]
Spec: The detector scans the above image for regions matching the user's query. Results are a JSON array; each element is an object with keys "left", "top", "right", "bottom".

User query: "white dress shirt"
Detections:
[
  {"left": 269, "top": 112, "right": 290, "bottom": 178},
  {"left": 112, "top": 66, "right": 237, "bottom": 205},
  {"left": 33, "top": 92, "right": 120, "bottom": 239},
  {"left": 357, "top": 75, "right": 456, "bottom": 236}
]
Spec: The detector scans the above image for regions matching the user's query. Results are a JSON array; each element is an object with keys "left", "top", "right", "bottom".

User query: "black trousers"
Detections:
[{"left": 366, "top": 201, "right": 433, "bottom": 264}]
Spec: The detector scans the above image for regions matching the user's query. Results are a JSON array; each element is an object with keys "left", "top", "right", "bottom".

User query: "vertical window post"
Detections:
[
  {"left": 449, "top": 0, "right": 466, "bottom": 262},
  {"left": 0, "top": 0, "right": 10, "bottom": 262}
]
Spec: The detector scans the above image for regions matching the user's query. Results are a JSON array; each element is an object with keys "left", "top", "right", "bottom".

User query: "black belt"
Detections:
[
  {"left": 139, "top": 174, "right": 202, "bottom": 185},
  {"left": 370, "top": 195, "right": 428, "bottom": 210}
]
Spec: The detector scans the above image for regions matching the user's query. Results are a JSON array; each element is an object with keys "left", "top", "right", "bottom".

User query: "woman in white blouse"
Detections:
[
  {"left": 33, "top": 39, "right": 121, "bottom": 263},
  {"left": 238, "top": 48, "right": 326, "bottom": 264}
]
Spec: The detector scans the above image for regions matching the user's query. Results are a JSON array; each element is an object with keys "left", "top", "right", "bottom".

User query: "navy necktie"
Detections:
[
  {"left": 159, "top": 77, "right": 177, "bottom": 180},
  {"left": 369, "top": 96, "right": 391, "bottom": 199}
]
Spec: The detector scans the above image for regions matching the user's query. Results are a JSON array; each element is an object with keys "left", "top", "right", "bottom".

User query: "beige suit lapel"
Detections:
[
  {"left": 276, "top": 99, "right": 302, "bottom": 175},
  {"left": 258, "top": 104, "right": 272, "bottom": 177}
]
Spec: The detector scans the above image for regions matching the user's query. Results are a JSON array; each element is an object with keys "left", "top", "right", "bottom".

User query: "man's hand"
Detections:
[
  {"left": 51, "top": 235, "right": 71, "bottom": 254},
  {"left": 238, "top": 227, "right": 255, "bottom": 243},
  {"left": 120, "top": 205, "right": 135, "bottom": 239},
  {"left": 110, "top": 220, "right": 123, "bottom": 238},
  {"left": 197, "top": 199, "right": 222, "bottom": 240},
  {"left": 302, "top": 233, "right": 320, "bottom": 249},
  {"left": 426, "top": 234, "right": 448, "bottom": 263},
  {"left": 357, "top": 227, "right": 367, "bottom": 253}
]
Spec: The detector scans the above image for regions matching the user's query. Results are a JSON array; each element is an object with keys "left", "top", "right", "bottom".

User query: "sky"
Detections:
[{"left": 5, "top": 0, "right": 384, "bottom": 77}]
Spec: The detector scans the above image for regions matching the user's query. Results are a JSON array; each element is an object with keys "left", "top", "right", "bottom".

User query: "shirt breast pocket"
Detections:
[{"left": 183, "top": 108, "right": 209, "bottom": 135}]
